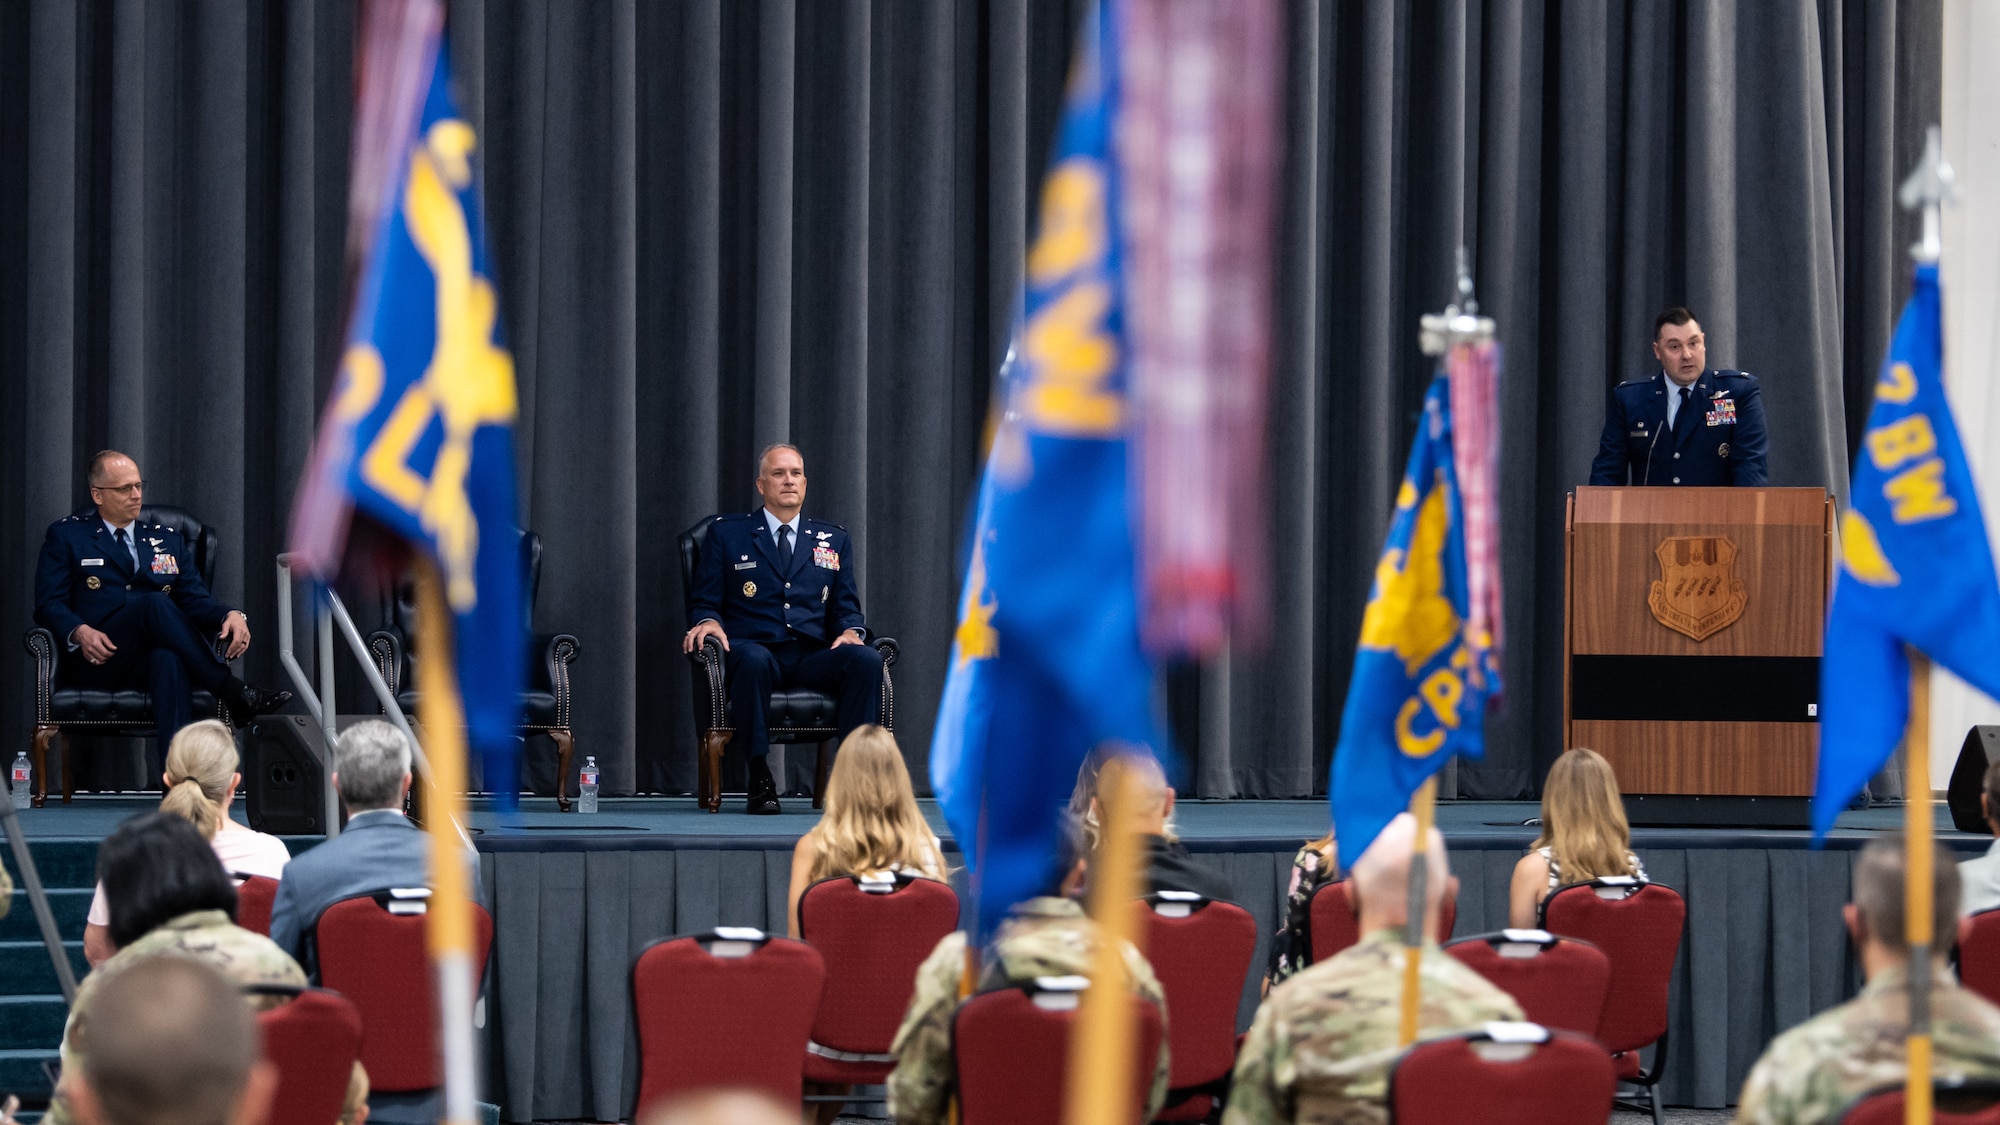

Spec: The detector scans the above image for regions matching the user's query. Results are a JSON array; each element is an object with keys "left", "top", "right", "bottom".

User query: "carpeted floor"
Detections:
[{"left": 816, "top": 1104, "right": 1736, "bottom": 1112}]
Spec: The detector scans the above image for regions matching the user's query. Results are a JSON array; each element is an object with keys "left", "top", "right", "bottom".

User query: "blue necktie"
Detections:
[
  {"left": 778, "top": 524, "right": 794, "bottom": 573},
  {"left": 115, "top": 527, "right": 135, "bottom": 570}
]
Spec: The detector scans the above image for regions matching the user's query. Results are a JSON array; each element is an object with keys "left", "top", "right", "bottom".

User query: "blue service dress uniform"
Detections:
[
  {"left": 687, "top": 510, "right": 883, "bottom": 760},
  {"left": 1588, "top": 369, "right": 1769, "bottom": 486},
  {"left": 33, "top": 513, "right": 241, "bottom": 744}
]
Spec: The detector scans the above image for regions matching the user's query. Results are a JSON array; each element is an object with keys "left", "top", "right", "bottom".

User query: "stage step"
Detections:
[
  {"left": 0, "top": 839, "right": 103, "bottom": 891},
  {"left": 0, "top": 996, "right": 68, "bottom": 1050},
  {"left": 0, "top": 835, "right": 90, "bottom": 1117},
  {"left": 0, "top": 941, "right": 88, "bottom": 996},
  {"left": 1, "top": 890, "right": 93, "bottom": 942},
  {"left": 0, "top": 1047, "right": 57, "bottom": 1105}
]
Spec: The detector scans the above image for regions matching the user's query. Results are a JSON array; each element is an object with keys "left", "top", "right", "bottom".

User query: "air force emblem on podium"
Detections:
[{"left": 1649, "top": 535, "right": 1747, "bottom": 641}]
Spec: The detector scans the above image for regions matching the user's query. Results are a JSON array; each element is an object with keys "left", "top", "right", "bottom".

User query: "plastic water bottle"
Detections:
[
  {"left": 10, "top": 752, "right": 29, "bottom": 809},
  {"left": 578, "top": 756, "right": 599, "bottom": 814}
]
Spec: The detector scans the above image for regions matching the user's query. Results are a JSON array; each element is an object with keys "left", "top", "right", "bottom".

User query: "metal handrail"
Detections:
[{"left": 276, "top": 553, "right": 462, "bottom": 845}]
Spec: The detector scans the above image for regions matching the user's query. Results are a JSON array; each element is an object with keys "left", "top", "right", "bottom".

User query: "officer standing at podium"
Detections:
[{"left": 1589, "top": 307, "right": 1769, "bottom": 487}]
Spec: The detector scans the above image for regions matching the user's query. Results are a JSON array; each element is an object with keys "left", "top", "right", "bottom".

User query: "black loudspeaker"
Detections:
[
  {"left": 244, "top": 714, "right": 329, "bottom": 835},
  {"left": 1948, "top": 726, "right": 2000, "bottom": 833}
]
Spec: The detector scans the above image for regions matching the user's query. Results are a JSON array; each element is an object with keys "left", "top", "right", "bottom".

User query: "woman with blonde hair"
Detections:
[
  {"left": 1263, "top": 831, "right": 1336, "bottom": 991},
  {"left": 1509, "top": 747, "right": 1648, "bottom": 927},
  {"left": 82, "top": 719, "right": 293, "bottom": 966},
  {"left": 785, "top": 724, "right": 945, "bottom": 938}
]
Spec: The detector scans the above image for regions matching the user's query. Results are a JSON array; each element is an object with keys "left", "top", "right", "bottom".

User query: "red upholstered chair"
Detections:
[
  {"left": 312, "top": 890, "right": 495, "bottom": 1094},
  {"left": 1133, "top": 892, "right": 1258, "bottom": 1121},
  {"left": 1840, "top": 1081, "right": 2000, "bottom": 1123},
  {"left": 1444, "top": 930, "right": 1612, "bottom": 1036},
  {"left": 254, "top": 987, "right": 365, "bottom": 1125},
  {"left": 1540, "top": 878, "right": 1686, "bottom": 1125},
  {"left": 1387, "top": 1023, "right": 1617, "bottom": 1125},
  {"left": 233, "top": 873, "right": 279, "bottom": 938},
  {"left": 632, "top": 929, "right": 825, "bottom": 1114},
  {"left": 1308, "top": 876, "right": 1459, "bottom": 964},
  {"left": 796, "top": 874, "right": 960, "bottom": 1088},
  {"left": 953, "top": 978, "right": 1165, "bottom": 1125},
  {"left": 1960, "top": 908, "right": 2000, "bottom": 1007}
]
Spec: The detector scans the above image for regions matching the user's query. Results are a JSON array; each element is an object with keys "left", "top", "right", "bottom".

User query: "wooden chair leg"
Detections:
[
  {"left": 29, "top": 724, "right": 57, "bottom": 809},
  {"left": 550, "top": 729, "right": 575, "bottom": 813},
  {"left": 813, "top": 738, "right": 834, "bottom": 810},
  {"left": 700, "top": 731, "right": 731, "bottom": 814}
]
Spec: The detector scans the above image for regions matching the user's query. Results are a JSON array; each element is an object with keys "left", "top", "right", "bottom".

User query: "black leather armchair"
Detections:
[
  {"left": 24, "top": 504, "right": 230, "bottom": 806},
  {"left": 365, "top": 530, "right": 583, "bottom": 809},
  {"left": 678, "top": 519, "right": 897, "bottom": 813}
]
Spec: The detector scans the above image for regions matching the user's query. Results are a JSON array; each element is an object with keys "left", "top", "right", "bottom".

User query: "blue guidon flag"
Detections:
[
  {"left": 1814, "top": 264, "right": 2000, "bottom": 838},
  {"left": 290, "top": 32, "right": 526, "bottom": 804},
  {"left": 929, "top": 0, "right": 1167, "bottom": 940},
  {"left": 1331, "top": 371, "right": 1502, "bottom": 872}
]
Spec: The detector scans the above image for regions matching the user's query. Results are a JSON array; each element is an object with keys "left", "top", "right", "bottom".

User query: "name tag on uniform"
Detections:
[
  {"left": 81, "top": 558, "right": 104, "bottom": 566},
  {"left": 813, "top": 545, "right": 840, "bottom": 571},
  {"left": 733, "top": 560, "right": 757, "bottom": 570}
]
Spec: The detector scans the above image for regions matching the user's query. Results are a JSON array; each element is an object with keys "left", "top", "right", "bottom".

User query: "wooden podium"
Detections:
[{"left": 1564, "top": 487, "right": 1832, "bottom": 820}]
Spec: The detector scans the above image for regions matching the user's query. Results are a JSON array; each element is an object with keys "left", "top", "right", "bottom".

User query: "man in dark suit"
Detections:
[
  {"left": 683, "top": 444, "right": 884, "bottom": 814},
  {"left": 268, "top": 719, "right": 433, "bottom": 962},
  {"left": 1589, "top": 307, "right": 1769, "bottom": 487},
  {"left": 33, "top": 451, "right": 288, "bottom": 748}
]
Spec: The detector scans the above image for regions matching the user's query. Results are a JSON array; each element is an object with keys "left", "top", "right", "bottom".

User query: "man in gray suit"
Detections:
[{"left": 268, "top": 719, "right": 431, "bottom": 961}]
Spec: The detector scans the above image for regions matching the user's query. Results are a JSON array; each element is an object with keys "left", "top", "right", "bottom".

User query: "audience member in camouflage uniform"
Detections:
[
  {"left": 887, "top": 815, "right": 1170, "bottom": 1125},
  {"left": 1225, "top": 813, "right": 1521, "bottom": 1125},
  {"left": 1735, "top": 836, "right": 2000, "bottom": 1125},
  {"left": 62, "top": 956, "right": 277, "bottom": 1125},
  {"left": 50, "top": 814, "right": 306, "bottom": 1125}
]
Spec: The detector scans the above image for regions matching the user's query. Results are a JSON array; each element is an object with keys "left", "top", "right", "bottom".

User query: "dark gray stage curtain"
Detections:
[
  {"left": 0, "top": 1, "right": 1938, "bottom": 801},
  {"left": 0, "top": 0, "right": 356, "bottom": 782},
  {"left": 1195, "top": 0, "right": 1940, "bottom": 801}
]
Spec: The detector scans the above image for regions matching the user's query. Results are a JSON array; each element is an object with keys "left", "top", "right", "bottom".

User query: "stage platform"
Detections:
[
  {"left": 5, "top": 796, "right": 1989, "bottom": 1121},
  {"left": 3, "top": 791, "right": 1960, "bottom": 849}
]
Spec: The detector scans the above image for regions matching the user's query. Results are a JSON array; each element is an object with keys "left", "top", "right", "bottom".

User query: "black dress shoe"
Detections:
[
  {"left": 227, "top": 685, "right": 294, "bottom": 728},
  {"left": 746, "top": 757, "right": 783, "bottom": 816}
]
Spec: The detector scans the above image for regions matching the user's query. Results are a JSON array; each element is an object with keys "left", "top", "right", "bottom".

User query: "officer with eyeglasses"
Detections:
[{"left": 34, "top": 450, "right": 291, "bottom": 756}]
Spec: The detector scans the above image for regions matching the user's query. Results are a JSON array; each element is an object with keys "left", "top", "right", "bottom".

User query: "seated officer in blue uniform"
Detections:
[
  {"left": 34, "top": 451, "right": 290, "bottom": 752},
  {"left": 1589, "top": 306, "right": 1769, "bottom": 487},
  {"left": 682, "top": 443, "right": 884, "bottom": 814}
]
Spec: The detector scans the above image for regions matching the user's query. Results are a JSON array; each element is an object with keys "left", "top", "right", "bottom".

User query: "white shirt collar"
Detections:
[{"left": 762, "top": 508, "right": 801, "bottom": 540}]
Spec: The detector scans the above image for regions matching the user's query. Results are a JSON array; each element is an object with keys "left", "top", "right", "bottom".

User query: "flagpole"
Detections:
[
  {"left": 948, "top": 800, "right": 987, "bottom": 1125},
  {"left": 1398, "top": 777, "right": 1438, "bottom": 1045},
  {"left": 414, "top": 561, "right": 478, "bottom": 1125},
  {"left": 1066, "top": 755, "right": 1147, "bottom": 1125},
  {"left": 1895, "top": 123, "right": 1954, "bottom": 1125},
  {"left": 1903, "top": 648, "right": 1933, "bottom": 1125},
  {"left": 1400, "top": 249, "right": 1495, "bottom": 1046}
]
